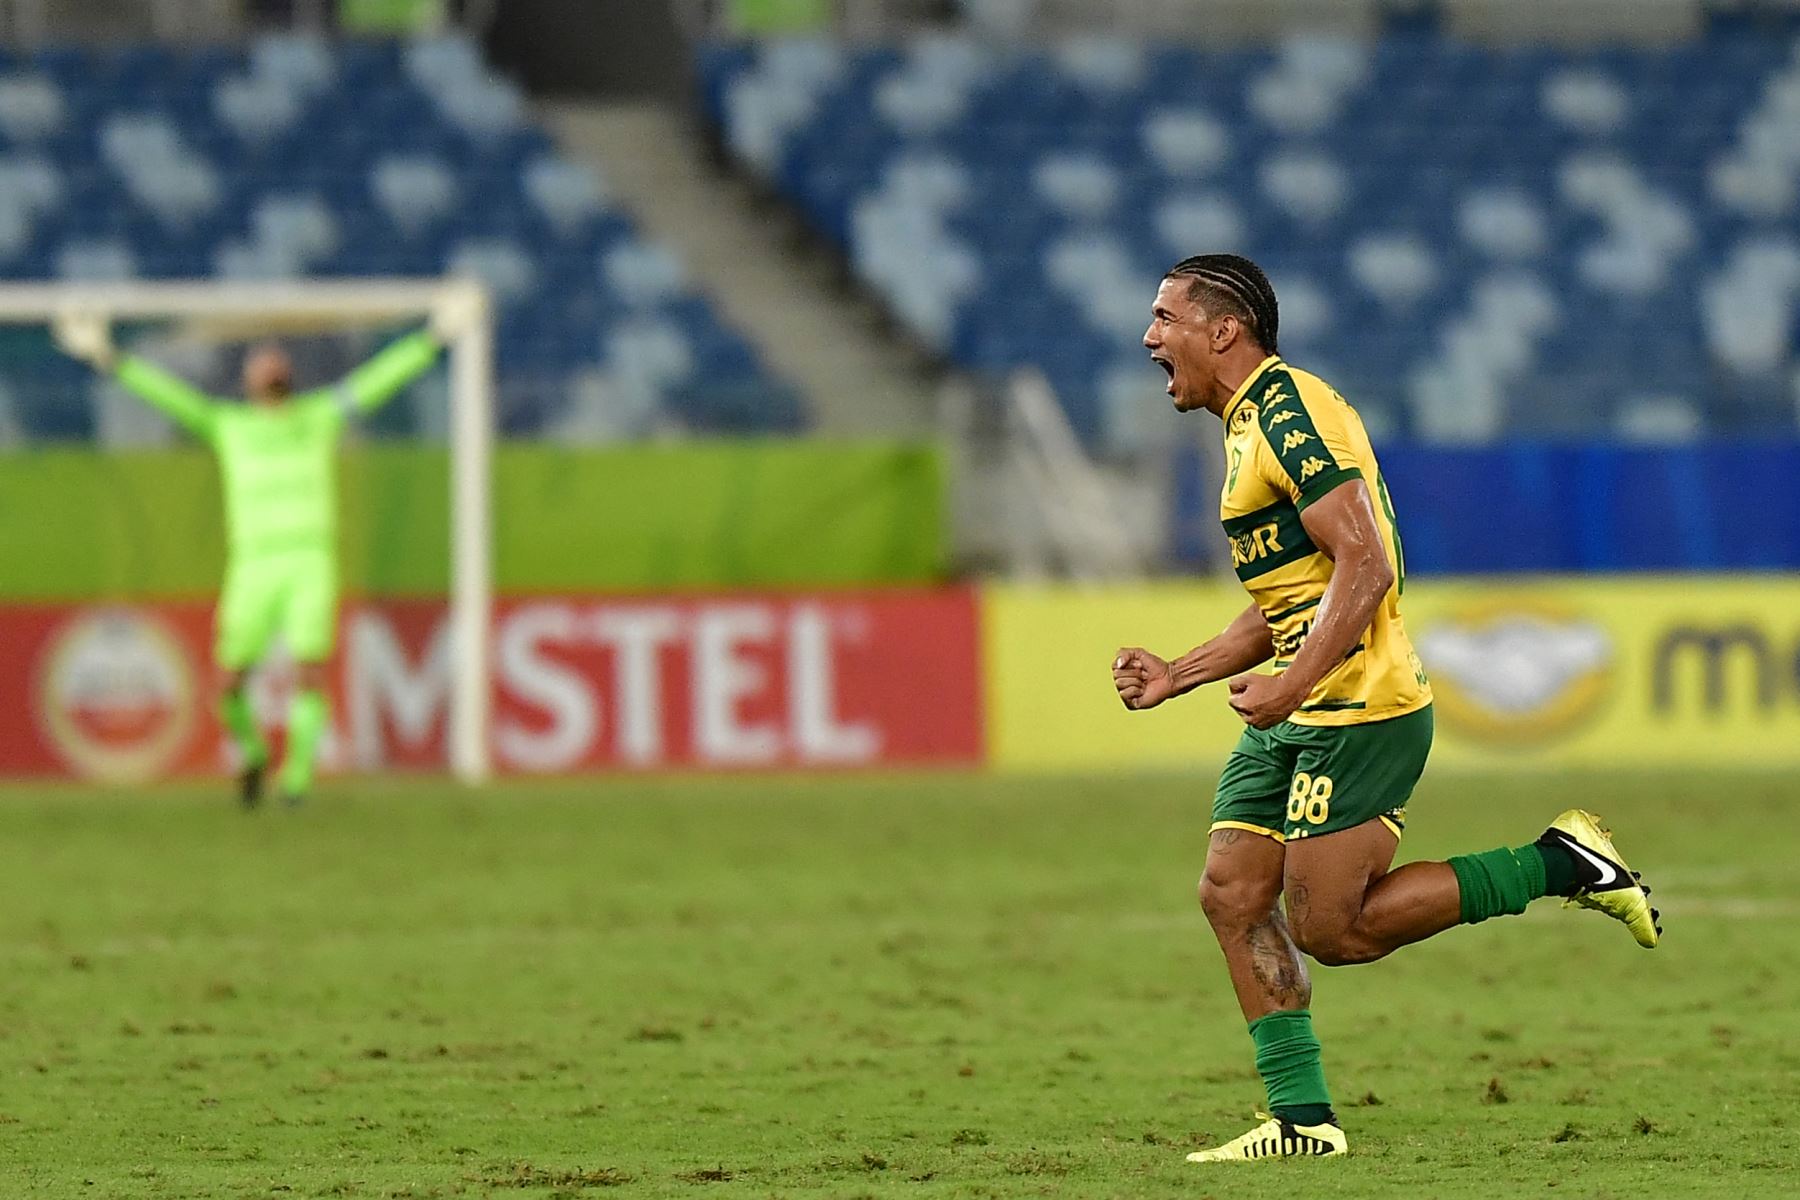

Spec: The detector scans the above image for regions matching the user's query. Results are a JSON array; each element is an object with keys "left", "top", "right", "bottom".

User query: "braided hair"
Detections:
[{"left": 1164, "top": 254, "right": 1279, "bottom": 354}]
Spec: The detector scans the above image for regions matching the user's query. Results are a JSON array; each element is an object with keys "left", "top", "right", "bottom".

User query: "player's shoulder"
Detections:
[{"left": 1250, "top": 361, "right": 1348, "bottom": 433}]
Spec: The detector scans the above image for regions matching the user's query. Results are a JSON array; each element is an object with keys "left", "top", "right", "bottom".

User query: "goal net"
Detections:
[{"left": 0, "top": 279, "right": 494, "bottom": 785}]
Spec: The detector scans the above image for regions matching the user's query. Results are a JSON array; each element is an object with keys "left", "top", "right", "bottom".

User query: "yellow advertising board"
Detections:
[{"left": 982, "top": 576, "right": 1800, "bottom": 772}]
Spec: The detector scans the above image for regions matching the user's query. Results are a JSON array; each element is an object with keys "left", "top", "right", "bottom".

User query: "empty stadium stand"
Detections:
[
  {"left": 0, "top": 34, "right": 802, "bottom": 441},
  {"left": 701, "top": 20, "right": 1800, "bottom": 448}
]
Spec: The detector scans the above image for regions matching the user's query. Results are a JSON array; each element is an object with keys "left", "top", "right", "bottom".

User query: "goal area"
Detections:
[{"left": 0, "top": 279, "right": 495, "bottom": 784}]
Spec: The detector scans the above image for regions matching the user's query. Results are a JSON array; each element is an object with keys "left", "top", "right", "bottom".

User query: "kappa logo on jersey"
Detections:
[
  {"left": 1261, "top": 382, "right": 1289, "bottom": 406},
  {"left": 1229, "top": 522, "right": 1285, "bottom": 567},
  {"left": 36, "top": 608, "right": 198, "bottom": 782},
  {"left": 1297, "top": 456, "right": 1331, "bottom": 480},
  {"left": 1415, "top": 602, "right": 1614, "bottom": 743},
  {"left": 1266, "top": 409, "right": 1300, "bottom": 426},
  {"left": 1281, "top": 430, "right": 1315, "bottom": 452}
]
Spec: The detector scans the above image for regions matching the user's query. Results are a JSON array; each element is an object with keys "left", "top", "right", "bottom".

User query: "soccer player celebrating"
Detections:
[
  {"left": 1114, "top": 254, "right": 1659, "bottom": 1163},
  {"left": 55, "top": 311, "right": 460, "bottom": 808}
]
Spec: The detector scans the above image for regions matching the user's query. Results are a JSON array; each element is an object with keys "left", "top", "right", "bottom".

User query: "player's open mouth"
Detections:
[{"left": 1151, "top": 353, "right": 1175, "bottom": 393}]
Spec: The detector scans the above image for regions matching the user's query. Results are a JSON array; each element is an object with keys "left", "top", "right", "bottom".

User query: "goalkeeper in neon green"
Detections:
[{"left": 56, "top": 315, "right": 450, "bottom": 806}]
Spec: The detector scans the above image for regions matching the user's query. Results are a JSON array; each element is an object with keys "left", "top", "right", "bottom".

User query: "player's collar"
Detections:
[{"left": 1221, "top": 355, "right": 1284, "bottom": 427}]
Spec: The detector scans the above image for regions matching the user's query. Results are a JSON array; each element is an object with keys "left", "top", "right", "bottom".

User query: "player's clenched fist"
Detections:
[{"left": 1113, "top": 646, "right": 1176, "bottom": 711}]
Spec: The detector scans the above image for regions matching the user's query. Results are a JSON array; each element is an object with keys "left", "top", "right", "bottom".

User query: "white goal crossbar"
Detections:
[{"left": 0, "top": 279, "right": 495, "bottom": 784}]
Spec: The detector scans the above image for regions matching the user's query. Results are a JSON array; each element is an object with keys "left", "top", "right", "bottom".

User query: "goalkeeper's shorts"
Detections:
[{"left": 215, "top": 547, "right": 338, "bottom": 669}]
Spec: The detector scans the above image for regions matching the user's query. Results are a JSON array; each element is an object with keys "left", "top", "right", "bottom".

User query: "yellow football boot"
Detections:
[
  {"left": 1185, "top": 1113, "right": 1347, "bottom": 1162},
  {"left": 1542, "top": 809, "right": 1661, "bottom": 948}
]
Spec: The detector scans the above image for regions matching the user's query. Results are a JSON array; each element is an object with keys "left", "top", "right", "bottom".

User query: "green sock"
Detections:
[
  {"left": 219, "top": 691, "right": 267, "bottom": 766},
  {"left": 1248, "top": 1009, "right": 1334, "bottom": 1126},
  {"left": 279, "top": 689, "right": 328, "bottom": 797},
  {"left": 1447, "top": 845, "right": 1550, "bottom": 924},
  {"left": 1533, "top": 837, "right": 1580, "bottom": 896}
]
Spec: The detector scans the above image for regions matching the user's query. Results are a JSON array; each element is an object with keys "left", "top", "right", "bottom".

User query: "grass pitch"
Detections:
[{"left": 1, "top": 770, "right": 1795, "bottom": 1198}]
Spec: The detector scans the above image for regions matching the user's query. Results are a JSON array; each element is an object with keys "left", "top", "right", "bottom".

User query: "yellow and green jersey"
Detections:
[
  {"left": 114, "top": 331, "right": 441, "bottom": 563},
  {"left": 1218, "top": 355, "right": 1431, "bottom": 726}
]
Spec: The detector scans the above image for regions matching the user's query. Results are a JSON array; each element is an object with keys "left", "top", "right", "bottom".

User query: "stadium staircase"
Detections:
[{"left": 547, "top": 101, "right": 939, "bottom": 437}]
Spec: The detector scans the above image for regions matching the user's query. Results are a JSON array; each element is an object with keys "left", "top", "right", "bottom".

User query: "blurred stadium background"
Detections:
[
  {"left": 1, "top": 0, "right": 1795, "bottom": 779},
  {"left": 2, "top": 0, "right": 1799, "bottom": 1192}
]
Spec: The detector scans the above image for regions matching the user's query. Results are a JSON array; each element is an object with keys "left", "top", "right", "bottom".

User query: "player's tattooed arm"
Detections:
[
  {"left": 1112, "top": 605, "right": 1273, "bottom": 711},
  {"left": 1228, "top": 481, "right": 1393, "bottom": 728}
]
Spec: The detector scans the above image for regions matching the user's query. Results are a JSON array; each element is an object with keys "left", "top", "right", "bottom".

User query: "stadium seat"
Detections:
[
  {"left": 701, "top": 26, "right": 1800, "bottom": 441},
  {"left": 0, "top": 35, "right": 794, "bottom": 440}
]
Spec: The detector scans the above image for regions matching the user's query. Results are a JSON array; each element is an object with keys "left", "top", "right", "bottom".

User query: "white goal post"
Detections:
[{"left": 0, "top": 278, "right": 495, "bottom": 784}]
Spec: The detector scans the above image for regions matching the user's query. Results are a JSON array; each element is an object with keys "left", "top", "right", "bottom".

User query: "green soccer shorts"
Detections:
[
  {"left": 215, "top": 548, "right": 338, "bottom": 670},
  {"left": 1211, "top": 704, "right": 1434, "bottom": 843}
]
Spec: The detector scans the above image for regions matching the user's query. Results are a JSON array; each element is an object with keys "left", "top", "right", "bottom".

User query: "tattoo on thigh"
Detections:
[
  {"left": 1244, "top": 909, "right": 1310, "bottom": 1008},
  {"left": 1285, "top": 880, "right": 1312, "bottom": 928}
]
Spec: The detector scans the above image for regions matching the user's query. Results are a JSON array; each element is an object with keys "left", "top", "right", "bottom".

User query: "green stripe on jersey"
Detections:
[
  {"left": 1264, "top": 597, "right": 1321, "bottom": 624},
  {"left": 1255, "top": 371, "right": 1353, "bottom": 506},
  {"left": 1222, "top": 500, "right": 1320, "bottom": 582},
  {"left": 1296, "top": 466, "right": 1363, "bottom": 511}
]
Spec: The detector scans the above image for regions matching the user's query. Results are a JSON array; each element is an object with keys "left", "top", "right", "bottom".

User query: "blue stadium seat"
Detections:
[
  {"left": 7, "top": 36, "right": 795, "bottom": 441},
  {"left": 702, "top": 28, "right": 1800, "bottom": 445}
]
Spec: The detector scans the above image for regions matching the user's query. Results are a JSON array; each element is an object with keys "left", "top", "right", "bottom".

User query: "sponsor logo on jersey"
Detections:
[
  {"left": 1229, "top": 522, "right": 1286, "bottom": 568},
  {"left": 1261, "top": 382, "right": 1288, "bottom": 405},
  {"left": 1281, "top": 430, "right": 1315, "bottom": 452},
  {"left": 1414, "top": 602, "right": 1613, "bottom": 742},
  {"left": 1297, "top": 456, "right": 1331, "bottom": 480},
  {"left": 37, "top": 608, "right": 197, "bottom": 781},
  {"left": 1266, "top": 410, "right": 1300, "bottom": 426}
]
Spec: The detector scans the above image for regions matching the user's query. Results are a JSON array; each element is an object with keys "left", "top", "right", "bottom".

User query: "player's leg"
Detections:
[
  {"left": 1189, "top": 729, "right": 1346, "bottom": 1162},
  {"left": 275, "top": 552, "right": 337, "bottom": 805},
  {"left": 1280, "top": 707, "right": 1659, "bottom": 962},
  {"left": 214, "top": 563, "right": 278, "bottom": 807}
]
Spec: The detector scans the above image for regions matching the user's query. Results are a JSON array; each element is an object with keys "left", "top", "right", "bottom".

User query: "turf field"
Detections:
[{"left": 2, "top": 770, "right": 1795, "bottom": 1198}]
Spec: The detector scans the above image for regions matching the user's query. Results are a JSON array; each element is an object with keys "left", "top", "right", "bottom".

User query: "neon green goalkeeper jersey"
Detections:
[{"left": 114, "top": 331, "right": 441, "bottom": 561}]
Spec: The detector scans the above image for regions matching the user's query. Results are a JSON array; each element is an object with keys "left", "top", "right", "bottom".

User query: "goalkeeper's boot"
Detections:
[
  {"left": 237, "top": 759, "right": 266, "bottom": 810},
  {"left": 1185, "top": 1113, "right": 1346, "bottom": 1162},
  {"left": 1539, "top": 809, "right": 1660, "bottom": 948}
]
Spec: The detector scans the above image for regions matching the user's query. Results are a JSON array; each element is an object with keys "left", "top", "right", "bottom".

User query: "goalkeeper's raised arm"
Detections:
[
  {"left": 334, "top": 328, "right": 444, "bottom": 416},
  {"left": 54, "top": 310, "right": 222, "bottom": 441},
  {"left": 329, "top": 288, "right": 474, "bottom": 415}
]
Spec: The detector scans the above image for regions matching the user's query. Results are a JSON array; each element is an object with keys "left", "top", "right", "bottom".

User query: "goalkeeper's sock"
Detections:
[
  {"left": 219, "top": 690, "right": 267, "bottom": 767},
  {"left": 1249, "top": 1009, "right": 1335, "bottom": 1127},
  {"left": 279, "top": 689, "right": 328, "bottom": 798},
  {"left": 1447, "top": 845, "right": 1552, "bottom": 924}
]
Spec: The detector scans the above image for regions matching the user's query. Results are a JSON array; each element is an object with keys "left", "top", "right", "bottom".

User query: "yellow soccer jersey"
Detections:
[{"left": 1218, "top": 355, "right": 1432, "bottom": 726}]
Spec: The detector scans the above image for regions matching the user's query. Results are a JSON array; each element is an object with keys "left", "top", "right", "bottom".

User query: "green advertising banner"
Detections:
[{"left": 0, "top": 441, "right": 945, "bottom": 600}]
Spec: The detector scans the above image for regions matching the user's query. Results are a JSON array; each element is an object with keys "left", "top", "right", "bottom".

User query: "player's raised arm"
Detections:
[
  {"left": 334, "top": 327, "right": 444, "bottom": 415},
  {"left": 1113, "top": 603, "right": 1274, "bottom": 711},
  {"left": 1226, "top": 481, "right": 1392, "bottom": 729},
  {"left": 54, "top": 311, "right": 220, "bottom": 442},
  {"left": 334, "top": 290, "right": 478, "bottom": 415}
]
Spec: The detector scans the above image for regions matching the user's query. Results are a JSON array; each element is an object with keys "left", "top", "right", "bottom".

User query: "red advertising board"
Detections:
[{"left": 0, "top": 590, "right": 984, "bottom": 780}]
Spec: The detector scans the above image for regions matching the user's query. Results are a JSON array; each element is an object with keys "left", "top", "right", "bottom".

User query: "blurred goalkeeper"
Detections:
[{"left": 54, "top": 311, "right": 463, "bottom": 807}]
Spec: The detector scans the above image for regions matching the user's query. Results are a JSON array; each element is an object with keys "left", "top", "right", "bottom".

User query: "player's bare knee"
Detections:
[
  {"left": 1291, "top": 917, "right": 1385, "bottom": 966},
  {"left": 1199, "top": 871, "right": 1269, "bottom": 931}
]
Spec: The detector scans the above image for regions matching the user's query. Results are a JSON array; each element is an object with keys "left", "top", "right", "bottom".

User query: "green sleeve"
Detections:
[
  {"left": 114, "top": 357, "right": 221, "bottom": 442},
  {"left": 337, "top": 329, "right": 443, "bottom": 415}
]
